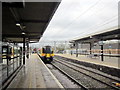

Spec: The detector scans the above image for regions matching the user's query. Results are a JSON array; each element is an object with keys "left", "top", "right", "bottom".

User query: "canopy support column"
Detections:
[
  {"left": 101, "top": 45, "right": 104, "bottom": 61},
  {"left": 26, "top": 41, "right": 29, "bottom": 59},
  {"left": 76, "top": 42, "right": 78, "bottom": 57},
  {"left": 23, "top": 37, "right": 25, "bottom": 65},
  {"left": 90, "top": 42, "right": 92, "bottom": 54}
]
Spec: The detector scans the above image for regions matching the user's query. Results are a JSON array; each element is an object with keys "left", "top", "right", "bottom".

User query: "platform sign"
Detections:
[
  {"left": 98, "top": 41, "right": 104, "bottom": 46},
  {"left": 109, "top": 45, "right": 112, "bottom": 48}
]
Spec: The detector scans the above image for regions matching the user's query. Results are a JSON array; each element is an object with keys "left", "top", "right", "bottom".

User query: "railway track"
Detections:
[
  {"left": 50, "top": 63, "right": 88, "bottom": 90},
  {"left": 55, "top": 56, "right": 120, "bottom": 81},
  {"left": 55, "top": 58, "right": 120, "bottom": 81},
  {"left": 52, "top": 57, "right": 120, "bottom": 89}
]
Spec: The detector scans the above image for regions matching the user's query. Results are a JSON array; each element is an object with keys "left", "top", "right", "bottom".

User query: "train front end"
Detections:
[{"left": 39, "top": 46, "right": 54, "bottom": 63}]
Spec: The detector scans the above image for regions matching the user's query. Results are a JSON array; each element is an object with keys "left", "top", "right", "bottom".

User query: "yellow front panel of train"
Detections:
[
  {"left": 46, "top": 54, "right": 50, "bottom": 58},
  {"left": 51, "top": 53, "right": 54, "bottom": 56},
  {"left": 41, "top": 53, "right": 45, "bottom": 56}
]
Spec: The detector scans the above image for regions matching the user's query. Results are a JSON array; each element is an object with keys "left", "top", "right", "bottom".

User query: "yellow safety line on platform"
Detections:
[{"left": 36, "top": 54, "right": 64, "bottom": 88}]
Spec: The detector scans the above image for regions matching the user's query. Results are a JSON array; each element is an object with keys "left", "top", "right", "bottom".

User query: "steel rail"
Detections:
[
  {"left": 51, "top": 63, "right": 88, "bottom": 90},
  {"left": 54, "top": 57, "right": 120, "bottom": 83},
  {"left": 54, "top": 58, "right": 120, "bottom": 90}
]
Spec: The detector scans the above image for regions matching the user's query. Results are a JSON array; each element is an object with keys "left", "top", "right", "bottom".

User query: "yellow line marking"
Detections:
[{"left": 36, "top": 54, "right": 64, "bottom": 88}]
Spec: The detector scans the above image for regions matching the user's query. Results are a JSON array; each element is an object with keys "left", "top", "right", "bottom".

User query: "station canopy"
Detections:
[
  {"left": 2, "top": 2, "right": 60, "bottom": 43},
  {"left": 71, "top": 26, "right": 120, "bottom": 44}
]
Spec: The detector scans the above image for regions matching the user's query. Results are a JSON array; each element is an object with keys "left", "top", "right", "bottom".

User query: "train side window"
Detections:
[{"left": 8, "top": 47, "right": 12, "bottom": 54}]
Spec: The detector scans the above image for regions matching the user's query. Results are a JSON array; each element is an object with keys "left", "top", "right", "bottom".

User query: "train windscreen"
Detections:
[{"left": 45, "top": 46, "right": 52, "bottom": 53}]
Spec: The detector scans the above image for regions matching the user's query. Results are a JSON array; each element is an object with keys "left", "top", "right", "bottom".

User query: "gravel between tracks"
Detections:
[
  {"left": 55, "top": 56, "right": 120, "bottom": 82},
  {"left": 52, "top": 61, "right": 111, "bottom": 89},
  {"left": 46, "top": 64, "right": 81, "bottom": 88},
  {"left": 54, "top": 56, "right": 120, "bottom": 89}
]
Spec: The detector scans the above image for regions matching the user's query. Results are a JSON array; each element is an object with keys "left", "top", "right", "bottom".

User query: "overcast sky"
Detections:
[{"left": 39, "top": 0, "right": 119, "bottom": 43}]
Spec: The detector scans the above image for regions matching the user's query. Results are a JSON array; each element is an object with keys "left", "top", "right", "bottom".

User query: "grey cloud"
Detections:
[{"left": 41, "top": 0, "right": 118, "bottom": 42}]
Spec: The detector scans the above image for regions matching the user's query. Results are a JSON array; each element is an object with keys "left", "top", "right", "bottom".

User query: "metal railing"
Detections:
[{"left": 0, "top": 55, "right": 23, "bottom": 89}]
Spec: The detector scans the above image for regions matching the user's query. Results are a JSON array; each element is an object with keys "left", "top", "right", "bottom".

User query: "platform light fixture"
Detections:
[
  {"left": 115, "top": 35, "right": 118, "bottom": 37},
  {"left": 30, "top": 41, "right": 35, "bottom": 42},
  {"left": 22, "top": 32, "right": 25, "bottom": 35},
  {"left": 98, "top": 41, "right": 104, "bottom": 46},
  {"left": 90, "top": 36, "right": 92, "bottom": 38},
  {"left": 16, "top": 23, "right": 20, "bottom": 26}
]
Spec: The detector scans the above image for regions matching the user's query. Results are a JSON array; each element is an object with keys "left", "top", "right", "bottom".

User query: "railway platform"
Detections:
[
  {"left": 55, "top": 54, "right": 119, "bottom": 69},
  {"left": 55, "top": 54, "right": 120, "bottom": 78},
  {"left": 6, "top": 54, "right": 63, "bottom": 89}
]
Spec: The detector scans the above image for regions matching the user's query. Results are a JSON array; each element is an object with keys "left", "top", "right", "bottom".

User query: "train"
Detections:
[
  {"left": 2, "top": 44, "right": 54, "bottom": 64},
  {"left": 38, "top": 46, "right": 54, "bottom": 63},
  {"left": 2, "top": 44, "right": 22, "bottom": 61}
]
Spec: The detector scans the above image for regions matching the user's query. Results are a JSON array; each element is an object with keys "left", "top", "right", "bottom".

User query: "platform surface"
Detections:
[
  {"left": 7, "top": 54, "right": 63, "bottom": 88},
  {"left": 55, "top": 54, "right": 120, "bottom": 69}
]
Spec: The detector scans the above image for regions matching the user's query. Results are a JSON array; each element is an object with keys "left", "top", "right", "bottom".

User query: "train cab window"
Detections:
[
  {"left": 2, "top": 46, "right": 10, "bottom": 54},
  {"left": 45, "top": 46, "right": 52, "bottom": 53},
  {"left": 3, "top": 48, "right": 7, "bottom": 53},
  {"left": 45, "top": 48, "right": 51, "bottom": 53}
]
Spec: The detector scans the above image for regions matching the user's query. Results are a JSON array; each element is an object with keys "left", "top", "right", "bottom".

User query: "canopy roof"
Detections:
[
  {"left": 2, "top": 2, "right": 60, "bottom": 43},
  {"left": 71, "top": 26, "right": 120, "bottom": 43}
]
